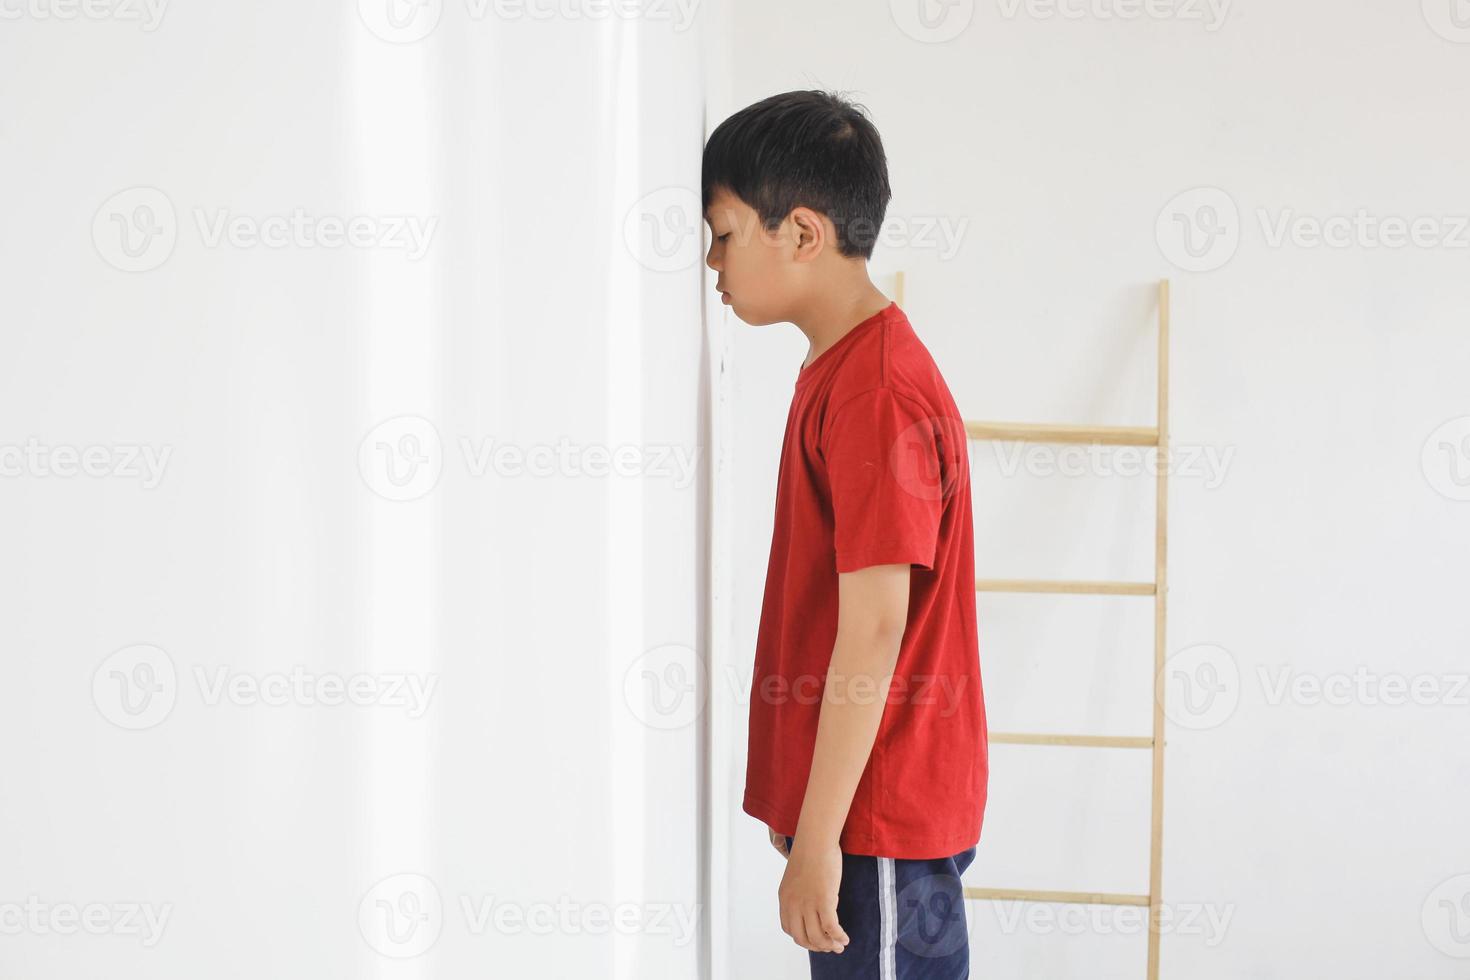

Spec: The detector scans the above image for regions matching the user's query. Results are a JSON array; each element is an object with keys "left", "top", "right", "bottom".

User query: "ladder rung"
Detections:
[
  {"left": 966, "top": 887, "right": 1152, "bottom": 907},
  {"left": 990, "top": 732, "right": 1154, "bottom": 748},
  {"left": 965, "top": 420, "right": 1159, "bottom": 446},
  {"left": 976, "top": 578, "right": 1155, "bottom": 595}
]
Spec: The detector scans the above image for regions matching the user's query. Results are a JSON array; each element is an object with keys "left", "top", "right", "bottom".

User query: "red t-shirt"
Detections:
[{"left": 742, "top": 301, "right": 988, "bottom": 860}]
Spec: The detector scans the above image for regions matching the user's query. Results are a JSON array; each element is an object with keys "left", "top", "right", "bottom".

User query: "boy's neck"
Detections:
[{"left": 793, "top": 280, "right": 895, "bottom": 369}]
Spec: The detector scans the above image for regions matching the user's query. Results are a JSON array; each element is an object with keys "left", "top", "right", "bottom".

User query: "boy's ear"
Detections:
[{"left": 789, "top": 206, "right": 826, "bottom": 262}]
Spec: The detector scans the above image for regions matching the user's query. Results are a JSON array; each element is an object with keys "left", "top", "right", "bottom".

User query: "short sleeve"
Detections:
[{"left": 823, "top": 387, "right": 949, "bottom": 574}]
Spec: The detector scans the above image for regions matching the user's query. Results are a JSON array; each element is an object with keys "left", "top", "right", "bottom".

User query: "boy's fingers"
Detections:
[
  {"left": 792, "top": 913, "right": 814, "bottom": 951},
  {"left": 802, "top": 909, "right": 835, "bottom": 952},
  {"left": 818, "top": 906, "right": 849, "bottom": 949},
  {"left": 785, "top": 909, "right": 810, "bottom": 950}
]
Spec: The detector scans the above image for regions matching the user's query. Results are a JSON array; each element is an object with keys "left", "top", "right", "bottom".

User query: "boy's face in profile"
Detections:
[{"left": 704, "top": 186, "right": 801, "bottom": 326}]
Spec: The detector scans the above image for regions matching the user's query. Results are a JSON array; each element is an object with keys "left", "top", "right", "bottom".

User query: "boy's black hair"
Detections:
[{"left": 701, "top": 90, "right": 892, "bottom": 260}]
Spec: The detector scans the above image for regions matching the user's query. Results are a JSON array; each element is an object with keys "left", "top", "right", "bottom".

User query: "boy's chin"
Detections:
[{"left": 729, "top": 304, "right": 783, "bottom": 327}]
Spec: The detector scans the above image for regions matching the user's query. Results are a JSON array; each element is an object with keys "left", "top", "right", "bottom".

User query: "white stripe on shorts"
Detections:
[{"left": 878, "top": 856, "right": 897, "bottom": 980}]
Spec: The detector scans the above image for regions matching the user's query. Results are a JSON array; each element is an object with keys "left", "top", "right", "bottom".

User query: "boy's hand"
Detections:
[
  {"left": 777, "top": 838, "right": 849, "bottom": 954},
  {"left": 768, "top": 826, "right": 790, "bottom": 858}
]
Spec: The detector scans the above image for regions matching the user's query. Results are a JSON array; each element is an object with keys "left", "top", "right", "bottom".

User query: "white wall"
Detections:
[
  {"left": 1, "top": 4, "right": 713, "bottom": 979},
  {"left": 717, "top": 2, "right": 1470, "bottom": 978}
]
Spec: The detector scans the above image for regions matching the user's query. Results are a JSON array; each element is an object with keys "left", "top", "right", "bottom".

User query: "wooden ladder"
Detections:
[{"left": 939, "top": 277, "right": 1172, "bottom": 980}]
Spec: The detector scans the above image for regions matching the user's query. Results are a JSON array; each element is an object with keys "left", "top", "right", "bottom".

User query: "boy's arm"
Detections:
[
  {"left": 777, "top": 561, "right": 910, "bottom": 954},
  {"left": 795, "top": 562, "right": 910, "bottom": 844}
]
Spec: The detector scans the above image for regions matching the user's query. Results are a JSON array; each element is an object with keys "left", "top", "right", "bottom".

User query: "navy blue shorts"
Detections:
[{"left": 783, "top": 835, "right": 976, "bottom": 980}]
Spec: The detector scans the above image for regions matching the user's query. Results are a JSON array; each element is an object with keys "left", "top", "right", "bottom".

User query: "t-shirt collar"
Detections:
[{"left": 795, "top": 301, "right": 896, "bottom": 387}]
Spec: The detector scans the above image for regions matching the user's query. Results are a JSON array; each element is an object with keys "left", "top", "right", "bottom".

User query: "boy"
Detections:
[{"left": 702, "top": 90, "right": 989, "bottom": 979}]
